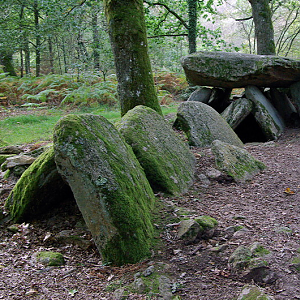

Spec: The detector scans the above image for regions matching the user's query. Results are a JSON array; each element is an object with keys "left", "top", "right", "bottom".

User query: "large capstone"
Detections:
[
  {"left": 116, "top": 105, "right": 195, "bottom": 195},
  {"left": 181, "top": 51, "right": 300, "bottom": 88},
  {"left": 5, "top": 147, "right": 72, "bottom": 222},
  {"left": 174, "top": 101, "right": 243, "bottom": 148},
  {"left": 53, "top": 114, "right": 155, "bottom": 266}
]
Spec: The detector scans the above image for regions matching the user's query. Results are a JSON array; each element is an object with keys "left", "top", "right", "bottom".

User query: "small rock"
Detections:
[
  {"left": 134, "top": 278, "right": 146, "bottom": 294},
  {"left": 0, "top": 145, "right": 22, "bottom": 154},
  {"left": 159, "top": 275, "right": 172, "bottom": 300},
  {"left": 236, "top": 285, "right": 275, "bottom": 300},
  {"left": 36, "top": 251, "right": 65, "bottom": 266},
  {"left": 177, "top": 219, "right": 201, "bottom": 244},
  {"left": 143, "top": 265, "right": 155, "bottom": 277},
  {"left": 113, "top": 287, "right": 126, "bottom": 300},
  {"left": 5, "top": 155, "right": 35, "bottom": 169}
]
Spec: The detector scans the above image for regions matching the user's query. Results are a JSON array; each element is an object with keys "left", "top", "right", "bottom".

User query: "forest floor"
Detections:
[{"left": 0, "top": 114, "right": 300, "bottom": 299}]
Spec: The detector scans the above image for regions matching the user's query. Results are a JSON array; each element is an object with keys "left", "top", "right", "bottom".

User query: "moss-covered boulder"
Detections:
[
  {"left": 212, "top": 140, "right": 266, "bottom": 183},
  {"left": 174, "top": 101, "right": 243, "bottom": 147},
  {"left": 236, "top": 285, "right": 275, "bottom": 300},
  {"left": 5, "top": 147, "right": 71, "bottom": 222},
  {"left": 116, "top": 105, "right": 195, "bottom": 195},
  {"left": 53, "top": 114, "right": 155, "bottom": 266},
  {"left": 36, "top": 251, "right": 65, "bottom": 266}
]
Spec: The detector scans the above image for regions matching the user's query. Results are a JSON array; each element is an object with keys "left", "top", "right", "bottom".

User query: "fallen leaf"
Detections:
[
  {"left": 284, "top": 188, "right": 295, "bottom": 195},
  {"left": 68, "top": 289, "right": 78, "bottom": 297}
]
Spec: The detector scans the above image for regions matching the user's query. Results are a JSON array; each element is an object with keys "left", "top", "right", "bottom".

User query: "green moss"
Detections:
[
  {"left": 195, "top": 215, "right": 218, "bottom": 229},
  {"left": 239, "top": 285, "right": 272, "bottom": 300},
  {"left": 252, "top": 245, "right": 270, "bottom": 257},
  {"left": 0, "top": 154, "right": 15, "bottom": 166},
  {"left": 5, "top": 147, "right": 69, "bottom": 222},
  {"left": 3, "top": 169, "right": 10, "bottom": 179},
  {"left": 37, "top": 251, "right": 65, "bottom": 266}
]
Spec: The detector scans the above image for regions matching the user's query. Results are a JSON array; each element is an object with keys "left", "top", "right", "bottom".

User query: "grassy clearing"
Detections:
[{"left": 0, "top": 104, "right": 179, "bottom": 147}]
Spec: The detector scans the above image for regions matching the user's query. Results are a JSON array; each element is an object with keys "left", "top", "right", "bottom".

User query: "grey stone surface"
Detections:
[
  {"left": 236, "top": 285, "right": 275, "bottom": 300},
  {"left": 245, "top": 86, "right": 284, "bottom": 140},
  {"left": 290, "top": 81, "right": 300, "bottom": 115},
  {"left": 222, "top": 98, "right": 253, "bottom": 130},
  {"left": 177, "top": 219, "right": 201, "bottom": 243},
  {"left": 181, "top": 51, "right": 300, "bottom": 88},
  {"left": 5, "top": 155, "right": 35, "bottom": 169},
  {"left": 174, "top": 101, "right": 243, "bottom": 147},
  {"left": 187, "top": 87, "right": 212, "bottom": 103},
  {"left": 54, "top": 114, "right": 155, "bottom": 266},
  {"left": 116, "top": 105, "right": 195, "bottom": 195},
  {"left": 212, "top": 140, "right": 266, "bottom": 183},
  {"left": 269, "top": 88, "right": 298, "bottom": 124}
]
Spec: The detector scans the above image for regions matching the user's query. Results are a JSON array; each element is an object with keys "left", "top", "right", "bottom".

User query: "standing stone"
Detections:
[
  {"left": 187, "top": 87, "right": 212, "bottom": 103},
  {"left": 54, "top": 114, "right": 155, "bottom": 266},
  {"left": 174, "top": 101, "right": 243, "bottom": 147},
  {"left": 222, "top": 98, "right": 253, "bottom": 130},
  {"left": 116, "top": 105, "right": 195, "bottom": 195},
  {"left": 245, "top": 86, "right": 284, "bottom": 140},
  {"left": 269, "top": 88, "right": 298, "bottom": 125},
  {"left": 290, "top": 81, "right": 300, "bottom": 116},
  {"left": 212, "top": 140, "right": 266, "bottom": 183}
]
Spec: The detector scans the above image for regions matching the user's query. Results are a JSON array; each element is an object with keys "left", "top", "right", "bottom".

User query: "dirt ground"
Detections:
[{"left": 1, "top": 126, "right": 300, "bottom": 300}]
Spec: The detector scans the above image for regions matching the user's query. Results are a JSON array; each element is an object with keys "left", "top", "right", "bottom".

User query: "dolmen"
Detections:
[{"left": 180, "top": 51, "right": 300, "bottom": 143}]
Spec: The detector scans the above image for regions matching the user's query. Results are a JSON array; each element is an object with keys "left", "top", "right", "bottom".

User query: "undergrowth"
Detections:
[
  {"left": 0, "top": 71, "right": 187, "bottom": 108},
  {"left": 0, "top": 71, "right": 185, "bottom": 146}
]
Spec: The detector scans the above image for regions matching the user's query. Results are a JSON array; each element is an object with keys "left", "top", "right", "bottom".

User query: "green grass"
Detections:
[{"left": 0, "top": 104, "right": 179, "bottom": 147}]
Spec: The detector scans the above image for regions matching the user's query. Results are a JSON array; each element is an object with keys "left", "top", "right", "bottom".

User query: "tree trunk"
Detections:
[
  {"left": 34, "top": 0, "right": 41, "bottom": 76},
  {"left": 48, "top": 37, "right": 54, "bottom": 74},
  {"left": 249, "top": 0, "right": 276, "bottom": 55},
  {"left": 0, "top": 51, "right": 17, "bottom": 76},
  {"left": 104, "top": 0, "right": 162, "bottom": 116},
  {"left": 188, "top": 0, "right": 197, "bottom": 54},
  {"left": 92, "top": 12, "right": 100, "bottom": 71}
]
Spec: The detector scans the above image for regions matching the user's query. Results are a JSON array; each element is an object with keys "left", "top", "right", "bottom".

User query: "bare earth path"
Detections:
[{"left": 0, "top": 127, "right": 300, "bottom": 299}]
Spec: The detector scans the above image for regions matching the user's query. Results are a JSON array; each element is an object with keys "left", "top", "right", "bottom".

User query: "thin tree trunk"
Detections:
[
  {"left": 34, "top": 0, "right": 41, "bottom": 76},
  {"left": 249, "top": 0, "right": 276, "bottom": 55},
  {"left": 20, "top": 49, "right": 24, "bottom": 77},
  {"left": 188, "top": 0, "right": 197, "bottom": 54},
  {"left": 104, "top": 0, "right": 162, "bottom": 116},
  {"left": 92, "top": 12, "right": 100, "bottom": 71},
  {"left": 48, "top": 37, "right": 54, "bottom": 73},
  {"left": 61, "top": 37, "right": 68, "bottom": 73},
  {"left": 24, "top": 40, "right": 31, "bottom": 75}
]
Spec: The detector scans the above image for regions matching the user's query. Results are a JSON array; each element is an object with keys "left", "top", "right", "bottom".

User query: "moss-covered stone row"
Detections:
[
  {"left": 53, "top": 114, "right": 155, "bottom": 266},
  {"left": 116, "top": 105, "right": 195, "bottom": 195},
  {"left": 5, "top": 146, "right": 71, "bottom": 222}
]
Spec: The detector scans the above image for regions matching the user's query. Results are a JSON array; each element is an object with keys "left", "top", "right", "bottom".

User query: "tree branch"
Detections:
[
  {"left": 148, "top": 33, "right": 188, "bottom": 38},
  {"left": 144, "top": 0, "right": 189, "bottom": 29},
  {"left": 64, "top": 0, "right": 88, "bottom": 17},
  {"left": 235, "top": 16, "right": 253, "bottom": 21}
]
